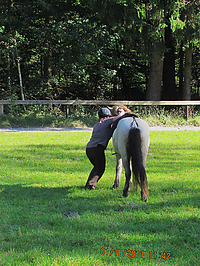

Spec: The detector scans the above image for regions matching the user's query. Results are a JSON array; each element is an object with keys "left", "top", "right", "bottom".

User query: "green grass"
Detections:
[
  {"left": 0, "top": 111, "right": 97, "bottom": 128},
  {"left": 0, "top": 131, "right": 199, "bottom": 265}
]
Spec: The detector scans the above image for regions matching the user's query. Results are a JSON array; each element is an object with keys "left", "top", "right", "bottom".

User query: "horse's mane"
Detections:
[{"left": 109, "top": 105, "right": 132, "bottom": 116}]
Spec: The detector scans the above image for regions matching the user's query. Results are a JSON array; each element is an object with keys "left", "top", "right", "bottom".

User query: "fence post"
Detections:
[
  {"left": 66, "top": 105, "right": 69, "bottom": 118},
  {"left": 185, "top": 105, "right": 190, "bottom": 121},
  {"left": 0, "top": 104, "right": 3, "bottom": 115}
]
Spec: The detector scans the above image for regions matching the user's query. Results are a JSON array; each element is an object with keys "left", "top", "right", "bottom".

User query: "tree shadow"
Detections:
[
  {"left": 0, "top": 183, "right": 199, "bottom": 265},
  {"left": 0, "top": 135, "right": 199, "bottom": 264}
]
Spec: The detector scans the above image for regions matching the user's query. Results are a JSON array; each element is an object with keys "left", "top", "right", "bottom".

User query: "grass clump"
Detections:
[
  {"left": 0, "top": 105, "right": 98, "bottom": 128},
  {"left": 0, "top": 131, "right": 199, "bottom": 265},
  {"left": 136, "top": 106, "right": 200, "bottom": 127}
]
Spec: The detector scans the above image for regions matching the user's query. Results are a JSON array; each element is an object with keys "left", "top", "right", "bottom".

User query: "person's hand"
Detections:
[
  {"left": 112, "top": 108, "right": 125, "bottom": 122},
  {"left": 118, "top": 108, "right": 125, "bottom": 116}
]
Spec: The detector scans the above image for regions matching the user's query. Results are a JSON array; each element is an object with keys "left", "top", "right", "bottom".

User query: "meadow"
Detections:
[{"left": 0, "top": 130, "right": 199, "bottom": 265}]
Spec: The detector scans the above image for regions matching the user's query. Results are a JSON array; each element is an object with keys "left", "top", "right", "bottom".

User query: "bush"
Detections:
[{"left": 0, "top": 105, "right": 200, "bottom": 128}]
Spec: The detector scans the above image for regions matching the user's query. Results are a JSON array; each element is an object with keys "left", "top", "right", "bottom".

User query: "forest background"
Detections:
[{"left": 0, "top": 0, "right": 200, "bottom": 106}]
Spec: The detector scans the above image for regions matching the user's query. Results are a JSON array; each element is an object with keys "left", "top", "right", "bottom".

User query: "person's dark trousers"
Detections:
[{"left": 85, "top": 144, "right": 106, "bottom": 189}]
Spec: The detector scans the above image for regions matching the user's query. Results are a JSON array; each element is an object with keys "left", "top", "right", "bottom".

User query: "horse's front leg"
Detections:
[
  {"left": 122, "top": 158, "right": 131, "bottom": 197},
  {"left": 113, "top": 154, "right": 122, "bottom": 189}
]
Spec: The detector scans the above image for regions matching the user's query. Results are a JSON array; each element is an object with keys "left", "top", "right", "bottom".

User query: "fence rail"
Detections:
[
  {"left": 0, "top": 100, "right": 200, "bottom": 119},
  {"left": 0, "top": 99, "right": 200, "bottom": 106}
]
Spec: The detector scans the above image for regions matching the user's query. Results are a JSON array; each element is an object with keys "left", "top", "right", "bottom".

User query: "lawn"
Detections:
[{"left": 0, "top": 131, "right": 199, "bottom": 265}]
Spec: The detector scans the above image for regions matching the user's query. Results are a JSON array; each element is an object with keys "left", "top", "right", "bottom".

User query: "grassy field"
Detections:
[{"left": 0, "top": 130, "right": 199, "bottom": 265}]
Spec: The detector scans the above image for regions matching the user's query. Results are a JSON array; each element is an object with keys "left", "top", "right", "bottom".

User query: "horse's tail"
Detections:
[{"left": 126, "top": 128, "right": 149, "bottom": 196}]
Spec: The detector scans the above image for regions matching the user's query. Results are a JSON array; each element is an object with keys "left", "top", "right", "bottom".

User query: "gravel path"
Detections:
[
  {"left": 0, "top": 127, "right": 93, "bottom": 132},
  {"left": 0, "top": 126, "right": 200, "bottom": 132}
]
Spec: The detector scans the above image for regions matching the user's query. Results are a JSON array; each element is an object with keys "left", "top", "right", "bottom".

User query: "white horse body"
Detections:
[
  {"left": 113, "top": 118, "right": 150, "bottom": 165},
  {"left": 112, "top": 117, "right": 150, "bottom": 201}
]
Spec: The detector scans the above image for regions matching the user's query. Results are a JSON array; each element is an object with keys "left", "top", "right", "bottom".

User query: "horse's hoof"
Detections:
[
  {"left": 113, "top": 183, "right": 119, "bottom": 189},
  {"left": 85, "top": 185, "right": 95, "bottom": 190},
  {"left": 142, "top": 199, "right": 148, "bottom": 202},
  {"left": 141, "top": 191, "right": 148, "bottom": 202},
  {"left": 123, "top": 192, "right": 129, "bottom": 197},
  {"left": 141, "top": 195, "right": 148, "bottom": 202}
]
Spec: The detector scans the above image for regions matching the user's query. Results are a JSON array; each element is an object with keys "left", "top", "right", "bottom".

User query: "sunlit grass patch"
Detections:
[{"left": 0, "top": 131, "right": 199, "bottom": 265}]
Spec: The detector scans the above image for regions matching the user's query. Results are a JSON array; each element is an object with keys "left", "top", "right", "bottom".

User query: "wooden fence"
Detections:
[{"left": 0, "top": 100, "right": 200, "bottom": 120}]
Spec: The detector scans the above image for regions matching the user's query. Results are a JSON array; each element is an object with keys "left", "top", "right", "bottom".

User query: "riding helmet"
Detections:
[{"left": 98, "top": 107, "right": 111, "bottom": 118}]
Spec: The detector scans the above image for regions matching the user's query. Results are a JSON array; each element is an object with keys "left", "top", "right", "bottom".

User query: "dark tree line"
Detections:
[{"left": 0, "top": 0, "right": 200, "bottom": 102}]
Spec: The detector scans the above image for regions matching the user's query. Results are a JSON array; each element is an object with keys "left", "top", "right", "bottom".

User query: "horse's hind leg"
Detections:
[
  {"left": 139, "top": 130, "right": 149, "bottom": 202},
  {"left": 122, "top": 158, "right": 131, "bottom": 197},
  {"left": 140, "top": 166, "right": 148, "bottom": 202},
  {"left": 141, "top": 191, "right": 148, "bottom": 202},
  {"left": 113, "top": 154, "right": 122, "bottom": 189}
]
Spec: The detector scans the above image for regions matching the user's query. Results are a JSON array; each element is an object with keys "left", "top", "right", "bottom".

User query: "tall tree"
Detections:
[
  {"left": 146, "top": 49, "right": 163, "bottom": 100},
  {"left": 162, "top": 15, "right": 176, "bottom": 99},
  {"left": 0, "top": 0, "right": 199, "bottom": 102},
  {"left": 144, "top": 3, "right": 166, "bottom": 100},
  {"left": 170, "top": 0, "right": 200, "bottom": 100}
]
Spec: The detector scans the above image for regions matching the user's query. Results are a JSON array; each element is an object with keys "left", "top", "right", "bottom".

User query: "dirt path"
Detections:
[
  {"left": 0, "top": 126, "right": 200, "bottom": 132},
  {"left": 0, "top": 127, "right": 93, "bottom": 132}
]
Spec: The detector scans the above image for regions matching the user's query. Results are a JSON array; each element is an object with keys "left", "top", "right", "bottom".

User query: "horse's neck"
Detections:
[
  {"left": 124, "top": 109, "right": 132, "bottom": 113},
  {"left": 122, "top": 107, "right": 132, "bottom": 113}
]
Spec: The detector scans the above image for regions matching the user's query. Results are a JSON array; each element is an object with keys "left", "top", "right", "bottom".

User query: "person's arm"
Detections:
[{"left": 112, "top": 109, "right": 125, "bottom": 122}]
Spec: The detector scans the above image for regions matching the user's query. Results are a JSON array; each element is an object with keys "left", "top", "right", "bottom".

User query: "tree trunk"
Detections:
[
  {"left": 178, "top": 42, "right": 184, "bottom": 97},
  {"left": 17, "top": 58, "right": 24, "bottom": 100},
  {"left": 44, "top": 52, "right": 51, "bottom": 81},
  {"left": 162, "top": 25, "right": 176, "bottom": 99},
  {"left": 146, "top": 50, "right": 163, "bottom": 101},
  {"left": 6, "top": 0, "right": 12, "bottom": 93},
  {"left": 7, "top": 50, "right": 11, "bottom": 92},
  {"left": 182, "top": 43, "right": 192, "bottom": 100},
  {"left": 43, "top": 13, "right": 52, "bottom": 87},
  {"left": 14, "top": 39, "right": 24, "bottom": 100}
]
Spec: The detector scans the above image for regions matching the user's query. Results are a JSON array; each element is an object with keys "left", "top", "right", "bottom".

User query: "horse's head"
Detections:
[{"left": 108, "top": 105, "right": 132, "bottom": 116}]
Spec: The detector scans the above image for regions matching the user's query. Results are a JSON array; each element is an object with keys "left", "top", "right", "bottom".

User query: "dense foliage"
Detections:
[{"left": 0, "top": 0, "right": 200, "bottom": 102}]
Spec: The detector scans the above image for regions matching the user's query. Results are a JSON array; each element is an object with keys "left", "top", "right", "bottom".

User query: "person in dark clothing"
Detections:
[
  {"left": 85, "top": 107, "right": 138, "bottom": 190},
  {"left": 85, "top": 107, "right": 125, "bottom": 190}
]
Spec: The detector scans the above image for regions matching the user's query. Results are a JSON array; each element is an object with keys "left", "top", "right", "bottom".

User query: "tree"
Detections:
[
  {"left": 181, "top": 1, "right": 196, "bottom": 100},
  {"left": 162, "top": 14, "right": 177, "bottom": 99},
  {"left": 170, "top": 0, "right": 200, "bottom": 100},
  {"left": 0, "top": 0, "right": 199, "bottom": 103},
  {"left": 146, "top": 49, "right": 163, "bottom": 100},
  {"left": 143, "top": 2, "right": 166, "bottom": 101}
]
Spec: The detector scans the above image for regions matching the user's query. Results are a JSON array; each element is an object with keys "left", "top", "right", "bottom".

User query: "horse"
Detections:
[{"left": 109, "top": 105, "right": 150, "bottom": 202}]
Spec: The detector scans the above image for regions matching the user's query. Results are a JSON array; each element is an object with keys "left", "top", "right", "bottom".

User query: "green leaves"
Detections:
[
  {"left": 0, "top": 26, "right": 5, "bottom": 33},
  {"left": 170, "top": 16, "right": 185, "bottom": 33},
  {"left": 0, "top": 0, "right": 199, "bottom": 102}
]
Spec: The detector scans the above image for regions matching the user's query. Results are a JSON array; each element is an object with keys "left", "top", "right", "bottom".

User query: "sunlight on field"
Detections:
[{"left": 0, "top": 131, "right": 199, "bottom": 265}]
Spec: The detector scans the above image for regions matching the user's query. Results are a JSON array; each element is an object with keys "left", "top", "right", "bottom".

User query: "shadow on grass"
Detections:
[
  {"left": 0, "top": 183, "right": 199, "bottom": 265},
  {"left": 1, "top": 184, "right": 199, "bottom": 233},
  {"left": 0, "top": 131, "right": 199, "bottom": 264}
]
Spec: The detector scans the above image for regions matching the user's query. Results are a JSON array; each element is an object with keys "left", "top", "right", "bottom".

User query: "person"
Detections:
[
  {"left": 85, "top": 107, "right": 137, "bottom": 190},
  {"left": 85, "top": 107, "right": 124, "bottom": 190}
]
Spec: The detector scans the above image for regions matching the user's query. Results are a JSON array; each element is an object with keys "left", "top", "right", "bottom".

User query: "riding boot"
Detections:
[{"left": 85, "top": 175, "right": 99, "bottom": 190}]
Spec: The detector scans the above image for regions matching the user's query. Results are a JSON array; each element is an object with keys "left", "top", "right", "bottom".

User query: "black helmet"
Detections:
[{"left": 98, "top": 107, "right": 111, "bottom": 118}]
